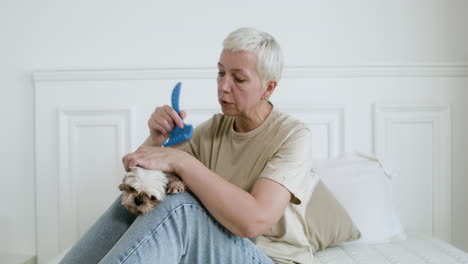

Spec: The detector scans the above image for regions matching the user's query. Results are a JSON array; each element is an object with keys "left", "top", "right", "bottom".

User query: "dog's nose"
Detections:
[{"left": 134, "top": 196, "right": 143, "bottom": 206}]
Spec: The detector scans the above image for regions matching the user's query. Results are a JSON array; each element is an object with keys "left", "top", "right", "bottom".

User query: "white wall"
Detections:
[
  {"left": 453, "top": 87, "right": 468, "bottom": 250},
  {"left": 1, "top": 0, "right": 467, "bottom": 258}
]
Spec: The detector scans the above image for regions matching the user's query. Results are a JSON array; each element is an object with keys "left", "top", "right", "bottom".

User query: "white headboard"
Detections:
[{"left": 34, "top": 67, "right": 452, "bottom": 263}]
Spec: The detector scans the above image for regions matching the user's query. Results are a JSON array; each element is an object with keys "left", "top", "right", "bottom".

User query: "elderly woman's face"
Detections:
[{"left": 217, "top": 49, "right": 266, "bottom": 117}]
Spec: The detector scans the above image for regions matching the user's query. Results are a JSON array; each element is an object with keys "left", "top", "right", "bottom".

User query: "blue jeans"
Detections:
[{"left": 60, "top": 192, "right": 275, "bottom": 264}]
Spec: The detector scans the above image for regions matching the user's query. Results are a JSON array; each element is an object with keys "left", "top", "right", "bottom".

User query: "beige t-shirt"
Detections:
[{"left": 174, "top": 107, "right": 314, "bottom": 264}]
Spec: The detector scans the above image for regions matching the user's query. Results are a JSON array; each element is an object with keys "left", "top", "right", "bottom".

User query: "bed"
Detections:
[
  {"left": 47, "top": 236, "right": 468, "bottom": 264},
  {"left": 313, "top": 235, "right": 468, "bottom": 264},
  {"left": 34, "top": 67, "right": 465, "bottom": 264}
]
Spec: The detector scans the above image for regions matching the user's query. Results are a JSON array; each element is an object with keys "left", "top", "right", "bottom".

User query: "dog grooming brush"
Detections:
[{"left": 163, "top": 82, "right": 193, "bottom": 147}]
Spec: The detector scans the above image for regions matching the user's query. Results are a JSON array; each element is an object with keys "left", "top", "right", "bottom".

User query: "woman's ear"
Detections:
[{"left": 263, "top": 80, "right": 277, "bottom": 99}]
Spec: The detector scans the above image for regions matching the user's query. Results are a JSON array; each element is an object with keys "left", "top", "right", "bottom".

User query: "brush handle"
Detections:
[
  {"left": 171, "top": 82, "right": 182, "bottom": 113},
  {"left": 162, "top": 82, "right": 193, "bottom": 148}
]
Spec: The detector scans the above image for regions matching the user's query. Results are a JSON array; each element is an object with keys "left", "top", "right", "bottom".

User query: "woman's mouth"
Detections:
[{"left": 219, "top": 99, "right": 232, "bottom": 107}]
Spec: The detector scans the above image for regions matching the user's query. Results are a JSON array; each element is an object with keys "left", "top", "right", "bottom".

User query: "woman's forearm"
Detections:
[{"left": 175, "top": 153, "right": 269, "bottom": 238}]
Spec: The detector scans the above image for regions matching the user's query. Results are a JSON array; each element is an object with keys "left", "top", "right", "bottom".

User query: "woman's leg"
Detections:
[
  {"left": 99, "top": 192, "right": 274, "bottom": 264},
  {"left": 60, "top": 195, "right": 137, "bottom": 264}
]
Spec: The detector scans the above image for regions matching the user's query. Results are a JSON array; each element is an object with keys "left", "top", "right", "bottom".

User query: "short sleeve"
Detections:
[{"left": 259, "top": 126, "right": 313, "bottom": 205}]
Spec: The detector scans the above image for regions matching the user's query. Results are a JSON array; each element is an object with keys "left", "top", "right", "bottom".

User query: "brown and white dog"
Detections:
[{"left": 118, "top": 167, "right": 187, "bottom": 214}]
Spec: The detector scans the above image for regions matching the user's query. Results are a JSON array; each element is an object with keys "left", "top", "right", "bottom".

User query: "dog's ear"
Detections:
[{"left": 119, "top": 184, "right": 126, "bottom": 191}]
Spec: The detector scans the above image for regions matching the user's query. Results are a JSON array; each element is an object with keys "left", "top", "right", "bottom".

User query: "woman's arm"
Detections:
[
  {"left": 176, "top": 152, "right": 291, "bottom": 238},
  {"left": 122, "top": 146, "right": 291, "bottom": 238}
]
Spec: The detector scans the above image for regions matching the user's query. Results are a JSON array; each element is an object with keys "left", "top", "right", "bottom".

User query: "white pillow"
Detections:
[{"left": 312, "top": 152, "right": 406, "bottom": 245}]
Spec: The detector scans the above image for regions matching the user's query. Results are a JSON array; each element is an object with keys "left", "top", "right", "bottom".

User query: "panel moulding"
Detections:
[
  {"left": 33, "top": 65, "right": 468, "bottom": 82},
  {"left": 57, "top": 107, "right": 135, "bottom": 250},
  {"left": 373, "top": 104, "right": 452, "bottom": 242}
]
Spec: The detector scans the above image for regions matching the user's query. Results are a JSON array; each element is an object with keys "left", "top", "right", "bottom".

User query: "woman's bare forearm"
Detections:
[{"left": 174, "top": 153, "right": 269, "bottom": 237}]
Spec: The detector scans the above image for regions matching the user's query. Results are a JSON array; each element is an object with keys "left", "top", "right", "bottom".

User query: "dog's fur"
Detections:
[{"left": 119, "top": 167, "right": 187, "bottom": 214}]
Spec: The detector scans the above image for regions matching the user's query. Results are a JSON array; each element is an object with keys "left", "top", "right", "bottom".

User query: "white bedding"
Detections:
[
  {"left": 51, "top": 237, "right": 467, "bottom": 264},
  {"left": 313, "top": 236, "right": 468, "bottom": 264}
]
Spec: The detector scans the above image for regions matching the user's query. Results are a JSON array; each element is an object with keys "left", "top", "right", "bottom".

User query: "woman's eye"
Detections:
[
  {"left": 234, "top": 77, "right": 245, "bottom": 83},
  {"left": 217, "top": 72, "right": 225, "bottom": 77}
]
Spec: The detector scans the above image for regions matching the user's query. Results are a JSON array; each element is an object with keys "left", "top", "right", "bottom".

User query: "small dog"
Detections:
[{"left": 119, "top": 167, "right": 187, "bottom": 214}]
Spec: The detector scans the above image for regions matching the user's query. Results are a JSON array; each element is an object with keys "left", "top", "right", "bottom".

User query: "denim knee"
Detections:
[
  {"left": 143, "top": 191, "right": 203, "bottom": 218},
  {"left": 164, "top": 191, "right": 200, "bottom": 206}
]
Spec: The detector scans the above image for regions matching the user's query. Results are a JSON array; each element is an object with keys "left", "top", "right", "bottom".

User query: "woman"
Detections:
[{"left": 61, "top": 27, "right": 313, "bottom": 264}]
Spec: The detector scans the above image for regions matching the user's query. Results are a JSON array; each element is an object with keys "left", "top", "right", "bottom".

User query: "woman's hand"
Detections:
[
  {"left": 147, "top": 105, "right": 187, "bottom": 147},
  {"left": 122, "top": 145, "right": 188, "bottom": 173}
]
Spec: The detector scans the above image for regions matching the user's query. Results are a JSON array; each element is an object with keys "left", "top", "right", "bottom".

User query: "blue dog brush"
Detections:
[{"left": 163, "top": 82, "right": 193, "bottom": 147}]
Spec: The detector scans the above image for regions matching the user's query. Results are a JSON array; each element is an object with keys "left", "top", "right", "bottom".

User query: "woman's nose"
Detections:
[{"left": 218, "top": 76, "right": 231, "bottom": 92}]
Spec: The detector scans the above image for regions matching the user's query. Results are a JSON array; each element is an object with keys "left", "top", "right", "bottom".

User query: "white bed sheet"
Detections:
[{"left": 313, "top": 236, "right": 468, "bottom": 264}]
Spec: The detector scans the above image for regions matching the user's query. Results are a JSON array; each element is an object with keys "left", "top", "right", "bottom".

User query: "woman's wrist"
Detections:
[{"left": 173, "top": 150, "right": 193, "bottom": 177}]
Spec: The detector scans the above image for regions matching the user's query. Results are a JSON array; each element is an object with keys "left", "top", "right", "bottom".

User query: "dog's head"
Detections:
[{"left": 119, "top": 167, "right": 168, "bottom": 214}]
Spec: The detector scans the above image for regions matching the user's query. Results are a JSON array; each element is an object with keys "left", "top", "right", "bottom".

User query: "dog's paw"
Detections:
[{"left": 166, "top": 181, "right": 187, "bottom": 194}]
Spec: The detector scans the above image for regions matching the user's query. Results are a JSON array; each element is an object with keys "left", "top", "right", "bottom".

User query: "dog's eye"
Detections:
[
  {"left": 128, "top": 187, "right": 136, "bottom": 192},
  {"left": 150, "top": 196, "right": 156, "bottom": 201}
]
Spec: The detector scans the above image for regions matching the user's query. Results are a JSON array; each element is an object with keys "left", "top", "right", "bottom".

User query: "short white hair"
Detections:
[{"left": 223, "top": 28, "right": 284, "bottom": 82}]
